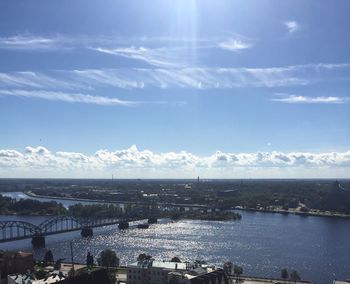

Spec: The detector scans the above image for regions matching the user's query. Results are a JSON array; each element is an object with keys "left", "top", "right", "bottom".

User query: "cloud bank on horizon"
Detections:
[{"left": 0, "top": 145, "right": 349, "bottom": 178}]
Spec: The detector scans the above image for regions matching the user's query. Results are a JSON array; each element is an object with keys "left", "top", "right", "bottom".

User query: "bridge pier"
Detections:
[
  {"left": 32, "top": 234, "right": 45, "bottom": 247},
  {"left": 81, "top": 227, "right": 93, "bottom": 237}
]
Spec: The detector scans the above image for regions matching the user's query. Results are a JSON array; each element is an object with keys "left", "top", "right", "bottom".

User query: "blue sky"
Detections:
[{"left": 0, "top": 0, "right": 349, "bottom": 178}]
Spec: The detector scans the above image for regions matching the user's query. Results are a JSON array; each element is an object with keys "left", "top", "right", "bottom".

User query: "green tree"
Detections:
[
  {"left": 137, "top": 253, "right": 152, "bottom": 262},
  {"left": 233, "top": 265, "right": 243, "bottom": 279},
  {"left": 223, "top": 261, "right": 233, "bottom": 275},
  {"left": 43, "top": 250, "right": 54, "bottom": 265},
  {"left": 281, "top": 268, "right": 289, "bottom": 279},
  {"left": 290, "top": 270, "right": 301, "bottom": 282},
  {"left": 97, "top": 249, "right": 119, "bottom": 268},
  {"left": 86, "top": 252, "right": 94, "bottom": 266},
  {"left": 170, "top": 257, "right": 181, "bottom": 263}
]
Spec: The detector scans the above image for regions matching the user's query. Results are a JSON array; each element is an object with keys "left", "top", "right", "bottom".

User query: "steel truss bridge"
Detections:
[{"left": 0, "top": 216, "right": 130, "bottom": 243}]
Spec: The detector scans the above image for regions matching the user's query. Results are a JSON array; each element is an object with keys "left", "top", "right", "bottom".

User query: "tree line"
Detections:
[{"left": 0, "top": 195, "right": 124, "bottom": 217}]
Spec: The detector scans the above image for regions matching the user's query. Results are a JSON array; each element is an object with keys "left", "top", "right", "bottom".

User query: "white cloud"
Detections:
[
  {"left": 70, "top": 62, "right": 350, "bottom": 89},
  {"left": 0, "top": 33, "right": 242, "bottom": 64},
  {"left": 1, "top": 63, "right": 349, "bottom": 93},
  {"left": 0, "top": 89, "right": 137, "bottom": 106},
  {"left": 93, "top": 46, "right": 185, "bottom": 68},
  {"left": 0, "top": 150, "right": 22, "bottom": 158},
  {"left": 0, "top": 71, "right": 87, "bottom": 90},
  {"left": 0, "top": 34, "right": 208, "bottom": 52},
  {"left": 25, "top": 146, "right": 51, "bottom": 155},
  {"left": 93, "top": 37, "right": 256, "bottom": 66},
  {"left": 284, "top": 21, "right": 300, "bottom": 34},
  {"left": 71, "top": 69, "right": 144, "bottom": 89},
  {"left": 0, "top": 34, "right": 205, "bottom": 67},
  {"left": 0, "top": 145, "right": 350, "bottom": 178},
  {"left": 272, "top": 94, "right": 350, "bottom": 104},
  {"left": 218, "top": 39, "right": 254, "bottom": 52},
  {"left": 0, "top": 35, "right": 61, "bottom": 50}
]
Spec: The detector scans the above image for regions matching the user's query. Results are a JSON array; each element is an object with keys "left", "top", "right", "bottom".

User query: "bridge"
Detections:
[{"left": 0, "top": 215, "right": 140, "bottom": 245}]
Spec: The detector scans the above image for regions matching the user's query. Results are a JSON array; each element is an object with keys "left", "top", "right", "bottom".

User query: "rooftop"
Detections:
[
  {"left": 232, "top": 276, "right": 311, "bottom": 284},
  {"left": 129, "top": 260, "right": 189, "bottom": 270},
  {"left": 8, "top": 272, "right": 66, "bottom": 284}
]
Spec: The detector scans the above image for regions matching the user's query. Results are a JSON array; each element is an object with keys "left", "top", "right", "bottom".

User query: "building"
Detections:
[
  {"left": 56, "top": 269, "right": 111, "bottom": 284},
  {"left": 0, "top": 251, "right": 34, "bottom": 276},
  {"left": 7, "top": 272, "right": 66, "bottom": 284},
  {"left": 168, "top": 268, "right": 227, "bottom": 284},
  {"left": 227, "top": 276, "right": 311, "bottom": 284},
  {"left": 127, "top": 260, "right": 228, "bottom": 284},
  {"left": 128, "top": 260, "right": 179, "bottom": 284}
]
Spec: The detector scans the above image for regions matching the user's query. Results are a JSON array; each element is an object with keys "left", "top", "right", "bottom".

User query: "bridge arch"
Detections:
[
  {"left": 39, "top": 216, "right": 83, "bottom": 234},
  {"left": 0, "top": 216, "right": 124, "bottom": 243},
  {"left": 0, "top": 221, "right": 40, "bottom": 241}
]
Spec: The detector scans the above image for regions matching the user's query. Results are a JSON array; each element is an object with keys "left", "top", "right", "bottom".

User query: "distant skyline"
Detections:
[{"left": 0, "top": 0, "right": 349, "bottom": 178}]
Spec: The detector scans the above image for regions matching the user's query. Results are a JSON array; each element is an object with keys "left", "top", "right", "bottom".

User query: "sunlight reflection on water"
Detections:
[{"left": 2, "top": 212, "right": 350, "bottom": 283}]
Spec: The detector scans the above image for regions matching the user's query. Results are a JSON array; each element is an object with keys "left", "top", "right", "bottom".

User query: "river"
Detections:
[{"left": 1, "top": 192, "right": 350, "bottom": 283}]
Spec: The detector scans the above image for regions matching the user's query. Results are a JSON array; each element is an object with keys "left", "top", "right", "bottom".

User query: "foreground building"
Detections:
[{"left": 127, "top": 260, "right": 227, "bottom": 284}]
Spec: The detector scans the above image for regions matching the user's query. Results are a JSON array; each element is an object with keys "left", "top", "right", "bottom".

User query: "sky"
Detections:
[{"left": 0, "top": 0, "right": 349, "bottom": 178}]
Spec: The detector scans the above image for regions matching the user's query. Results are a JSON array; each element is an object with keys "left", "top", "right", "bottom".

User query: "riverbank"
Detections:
[
  {"left": 235, "top": 206, "right": 350, "bottom": 219},
  {"left": 25, "top": 191, "right": 350, "bottom": 219},
  {"left": 174, "top": 211, "right": 242, "bottom": 221},
  {"left": 0, "top": 193, "right": 67, "bottom": 216},
  {"left": 25, "top": 191, "right": 106, "bottom": 204}
]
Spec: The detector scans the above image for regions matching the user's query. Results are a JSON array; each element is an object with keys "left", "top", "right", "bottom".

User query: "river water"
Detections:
[{"left": 1, "top": 192, "right": 350, "bottom": 283}]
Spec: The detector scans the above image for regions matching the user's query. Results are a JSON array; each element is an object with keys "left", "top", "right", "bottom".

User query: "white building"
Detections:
[
  {"left": 127, "top": 260, "right": 184, "bottom": 284},
  {"left": 127, "top": 260, "right": 227, "bottom": 284}
]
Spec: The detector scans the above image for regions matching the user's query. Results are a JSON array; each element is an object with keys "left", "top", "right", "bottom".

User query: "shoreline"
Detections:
[
  {"left": 25, "top": 191, "right": 110, "bottom": 204},
  {"left": 235, "top": 207, "right": 350, "bottom": 219},
  {"left": 21, "top": 191, "right": 350, "bottom": 219}
]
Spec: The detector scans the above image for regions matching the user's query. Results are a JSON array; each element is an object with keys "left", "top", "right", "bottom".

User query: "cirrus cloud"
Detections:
[
  {"left": 0, "top": 89, "right": 139, "bottom": 106},
  {"left": 0, "top": 35, "right": 59, "bottom": 50},
  {"left": 272, "top": 94, "right": 350, "bottom": 104},
  {"left": 2, "top": 63, "right": 349, "bottom": 92}
]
